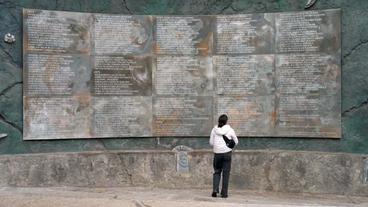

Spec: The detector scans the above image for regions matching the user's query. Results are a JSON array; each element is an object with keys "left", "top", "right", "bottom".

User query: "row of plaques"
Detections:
[
  {"left": 23, "top": 9, "right": 341, "bottom": 139},
  {"left": 23, "top": 9, "right": 340, "bottom": 55}
]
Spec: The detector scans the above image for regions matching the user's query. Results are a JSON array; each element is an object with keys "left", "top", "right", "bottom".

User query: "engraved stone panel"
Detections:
[
  {"left": 215, "top": 13, "right": 275, "bottom": 54},
  {"left": 216, "top": 95, "right": 275, "bottom": 136},
  {"left": 24, "top": 53, "right": 91, "bottom": 96},
  {"left": 155, "top": 16, "right": 214, "bottom": 55},
  {"left": 275, "top": 9, "right": 341, "bottom": 53},
  {"left": 93, "top": 14, "right": 153, "bottom": 55},
  {"left": 153, "top": 96, "right": 213, "bottom": 136},
  {"left": 214, "top": 55, "right": 275, "bottom": 96},
  {"left": 92, "top": 96, "right": 152, "bottom": 137},
  {"left": 23, "top": 9, "right": 341, "bottom": 139},
  {"left": 92, "top": 56, "right": 152, "bottom": 96},
  {"left": 24, "top": 9, "right": 92, "bottom": 53},
  {"left": 23, "top": 96, "right": 91, "bottom": 140},
  {"left": 275, "top": 54, "right": 341, "bottom": 137},
  {"left": 154, "top": 56, "right": 213, "bottom": 96}
]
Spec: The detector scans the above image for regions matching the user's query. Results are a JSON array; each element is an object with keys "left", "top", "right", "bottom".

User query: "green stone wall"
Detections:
[{"left": 0, "top": 0, "right": 367, "bottom": 154}]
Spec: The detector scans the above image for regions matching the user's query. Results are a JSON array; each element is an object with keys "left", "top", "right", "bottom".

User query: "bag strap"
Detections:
[{"left": 222, "top": 135, "right": 230, "bottom": 144}]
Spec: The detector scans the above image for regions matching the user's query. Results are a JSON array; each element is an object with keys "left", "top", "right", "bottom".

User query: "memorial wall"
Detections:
[{"left": 23, "top": 8, "right": 341, "bottom": 140}]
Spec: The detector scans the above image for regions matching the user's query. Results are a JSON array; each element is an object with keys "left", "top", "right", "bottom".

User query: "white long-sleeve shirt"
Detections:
[{"left": 209, "top": 124, "right": 238, "bottom": 153}]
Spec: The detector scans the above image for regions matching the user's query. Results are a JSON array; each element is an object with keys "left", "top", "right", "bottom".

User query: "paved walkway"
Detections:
[{"left": 0, "top": 187, "right": 367, "bottom": 207}]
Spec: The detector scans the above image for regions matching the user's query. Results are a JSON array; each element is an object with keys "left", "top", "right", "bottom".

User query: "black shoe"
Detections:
[
  {"left": 211, "top": 192, "right": 217, "bottom": 197},
  {"left": 221, "top": 194, "right": 228, "bottom": 198}
]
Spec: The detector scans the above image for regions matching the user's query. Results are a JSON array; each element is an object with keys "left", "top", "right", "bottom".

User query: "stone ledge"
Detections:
[{"left": 0, "top": 150, "right": 367, "bottom": 197}]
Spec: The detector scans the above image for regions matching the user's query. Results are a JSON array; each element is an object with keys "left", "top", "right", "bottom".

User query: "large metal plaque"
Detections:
[
  {"left": 24, "top": 96, "right": 91, "bottom": 139},
  {"left": 216, "top": 95, "right": 275, "bottom": 136},
  {"left": 93, "top": 14, "right": 153, "bottom": 55},
  {"left": 275, "top": 10, "right": 341, "bottom": 53},
  {"left": 154, "top": 16, "right": 214, "bottom": 55},
  {"left": 214, "top": 55, "right": 275, "bottom": 96},
  {"left": 23, "top": 9, "right": 341, "bottom": 139},
  {"left": 92, "top": 96, "right": 152, "bottom": 137},
  {"left": 92, "top": 55, "right": 152, "bottom": 96},
  {"left": 153, "top": 96, "right": 213, "bottom": 136},
  {"left": 154, "top": 56, "right": 213, "bottom": 96},
  {"left": 275, "top": 54, "right": 341, "bottom": 137},
  {"left": 215, "top": 13, "right": 275, "bottom": 54},
  {"left": 24, "top": 9, "right": 92, "bottom": 54}
]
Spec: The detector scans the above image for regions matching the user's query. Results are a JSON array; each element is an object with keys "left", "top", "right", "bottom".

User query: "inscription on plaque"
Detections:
[
  {"left": 94, "top": 14, "right": 153, "bottom": 55},
  {"left": 92, "top": 56, "right": 152, "bottom": 96},
  {"left": 24, "top": 97, "right": 91, "bottom": 139},
  {"left": 275, "top": 10, "right": 341, "bottom": 53},
  {"left": 153, "top": 96, "right": 213, "bottom": 136},
  {"left": 215, "top": 13, "right": 275, "bottom": 54},
  {"left": 155, "top": 16, "right": 213, "bottom": 55},
  {"left": 154, "top": 56, "right": 213, "bottom": 96},
  {"left": 92, "top": 96, "right": 152, "bottom": 137},
  {"left": 216, "top": 96, "right": 275, "bottom": 136},
  {"left": 275, "top": 54, "right": 341, "bottom": 137},
  {"left": 24, "top": 9, "right": 91, "bottom": 53},
  {"left": 214, "top": 55, "right": 275, "bottom": 95},
  {"left": 177, "top": 151, "right": 190, "bottom": 173},
  {"left": 25, "top": 54, "right": 91, "bottom": 96},
  {"left": 172, "top": 145, "right": 192, "bottom": 173},
  {"left": 23, "top": 9, "right": 341, "bottom": 139}
]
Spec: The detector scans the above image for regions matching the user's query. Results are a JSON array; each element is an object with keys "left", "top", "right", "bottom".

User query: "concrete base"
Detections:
[{"left": 0, "top": 150, "right": 367, "bottom": 196}]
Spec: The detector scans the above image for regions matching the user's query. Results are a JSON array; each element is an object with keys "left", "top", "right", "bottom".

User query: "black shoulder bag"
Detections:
[{"left": 222, "top": 135, "right": 235, "bottom": 149}]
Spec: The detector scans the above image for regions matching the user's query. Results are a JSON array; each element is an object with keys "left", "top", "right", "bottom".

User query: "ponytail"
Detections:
[{"left": 217, "top": 114, "right": 228, "bottom": 128}]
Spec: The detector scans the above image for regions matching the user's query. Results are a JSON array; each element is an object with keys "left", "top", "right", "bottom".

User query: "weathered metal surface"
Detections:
[
  {"left": 215, "top": 95, "right": 276, "bottom": 136},
  {"left": 92, "top": 55, "right": 152, "bottom": 96},
  {"left": 275, "top": 54, "right": 341, "bottom": 138},
  {"left": 154, "top": 16, "right": 214, "bottom": 55},
  {"left": 214, "top": 13, "right": 275, "bottom": 54},
  {"left": 23, "top": 9, "right": 341, "bottom": 139},
  {"left": 23, "top": 9, "right": 92, "bottom": 54},
  {"left": 275, "top": 9, "right": 341, "bottom": 54},
  {"left": 93, "top": 14, "right": 153, "bottom": 55},
  {"left": 23, "top": 96, "right": 91, "bottom": 140},
  {"left": 153, "top": 96, "right": 213, "bottom": 136},
  {"left": 24, "top": 53, "right": 91, "bottom": 96},
  {"left": 214, "top": 55, "right": 275, "bottom": 96},
  {"left": 153, "top": 56, "right": 213, "bottom": 96},
  {"left": 91, "top": 96, "right": 152, "bottom": 137}
]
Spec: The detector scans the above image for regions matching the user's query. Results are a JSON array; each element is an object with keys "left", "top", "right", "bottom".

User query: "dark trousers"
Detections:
[{"left": 212, "top": 151, "right": 232, "bottom": 196}]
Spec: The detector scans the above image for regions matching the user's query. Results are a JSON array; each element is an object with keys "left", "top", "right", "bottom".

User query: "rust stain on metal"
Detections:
[{"left": 198, "top": 32, "right": 213, "bottom": 57}]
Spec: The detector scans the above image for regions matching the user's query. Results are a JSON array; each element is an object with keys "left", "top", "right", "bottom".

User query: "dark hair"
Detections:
[{"left": 218, "top": 114, "right": 228, "bottom": 128}]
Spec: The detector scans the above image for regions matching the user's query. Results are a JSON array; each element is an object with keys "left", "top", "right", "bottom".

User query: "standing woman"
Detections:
[{"left": 209, "top": 114, "right": 238, "bottom": 198}]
